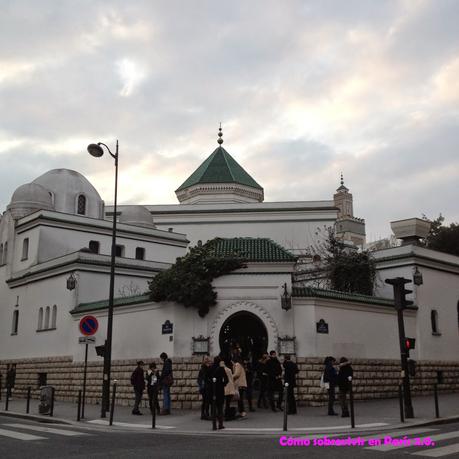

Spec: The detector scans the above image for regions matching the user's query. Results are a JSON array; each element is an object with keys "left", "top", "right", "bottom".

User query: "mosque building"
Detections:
[{"left": 0, "top": 130, "right": 457, "bottom": 408}]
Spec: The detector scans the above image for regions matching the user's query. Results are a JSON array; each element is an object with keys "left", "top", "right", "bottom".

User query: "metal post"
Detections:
[
  {"left": 82, "top": 343, "right": 88, "bottom": 419},
  {"left": 0, "top": 374, "right": 2, "bottom": 401},
  {"left": 434, "top": 383, "right": 440, "bottom": 418},
  {"left": 4, "top": 387, "right": 9, "bottom": 411},
  {"left": 283, "top": 383, "right": 288, "bottom": 431},
  {"left": 50, "top": 387, "right": 55, "bottom": 417},
  {"left": 398, "top": 383, "right": 405, "bottom": 423},
  {"left": 349, "top": 378, "right": 355, "bottom": 428},
  {"left": 397, "top": 307, "right": 414, "bottom": 418},
  {"left": 212, "top": 378, "right": 217, "bottom": 431},
  {"left": 77, "top": 390, "right": 82, "bottom": 421},
  {"left": 101, "top": 141, "right": 119, "bottom": 418},
  {"left": 151, "top": 388, "right": 157, "bottom": 429},
  {"left": 109, "top": 381, "right": 117, "bottom": 426},
  {"left": 26, "top": 387, "right": 31, "bottom": 414}
]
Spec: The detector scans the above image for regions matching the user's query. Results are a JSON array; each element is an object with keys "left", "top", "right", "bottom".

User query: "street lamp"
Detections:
[{"left": 87, "top": 140, "right": 119, "bottom": 418}]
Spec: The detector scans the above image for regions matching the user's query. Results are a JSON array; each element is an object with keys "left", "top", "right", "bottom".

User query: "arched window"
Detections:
[
  {"left": 22, "top": 238, "right": 29, "bottom": 260},
  {"left": 77, "top": 195, "right": 86, "bottom": 215},
  {"left": 0, "top": 243, "right": 3, "bottom": 265},
  {"left": 44, "top": 306, "right": 50, "bottom": 330},
  {"left": 3, "top": 241, "right": 7, "bottom": 265},
  {"left": 38, "top": 307, "right": 43, "bottom": 330},
  {"left": 12, "top": 310, "right": 19, "bottom": 334},
  {"left": 431, "top": 309, "right": 440, "bottom": 335},
  {"left": 51, "top": 305, "right": 57, "bottom": 329}
]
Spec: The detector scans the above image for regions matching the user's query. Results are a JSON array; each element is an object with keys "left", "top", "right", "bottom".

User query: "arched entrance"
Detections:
[{"left": 219, "top": 311, "right": 268, "bottom": 360}]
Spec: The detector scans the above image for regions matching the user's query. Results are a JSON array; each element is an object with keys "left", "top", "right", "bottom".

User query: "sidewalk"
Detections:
[{"left": 1, "top": 393, "right": 458, "bottom": 435}]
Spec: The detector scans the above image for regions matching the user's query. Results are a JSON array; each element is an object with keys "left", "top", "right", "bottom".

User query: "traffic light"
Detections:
[
  {"left": 405, "top": 337, "right": 416, "bottom": 351},
  {"left": 385, "top": 277, "right": 414, "bottom": 309}
]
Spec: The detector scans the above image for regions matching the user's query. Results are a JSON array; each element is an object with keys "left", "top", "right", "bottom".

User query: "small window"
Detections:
[
  {"left": 89, "top": 240, "right": 100, "bottom": 254},
  {"left": 431, "top": 309, "right": 440, "bottom": 335},
  {"left": 38, "top": 307, "right": 43, "bottom": 330},
  {"left": 77, "top": 195, "right": 86, "bottom": 215},
  {"left": 12, "top": 310, "right": 19, "bottom": 335},
  {"left": 21, "top": 238, "right": 29, "bottom": 261},
  {"left": 115, "top": 245, "right": 124, "bottom": 257},
  {"left": 51, "top": 305, "right": 57, "bottom": 329},
  {"left": 0, "top": 243, "right": 3, "bottom": 265},
  {"left": 37, "top": 372, "right": 47, "bottom": 388},
  {"left": 135, "top": 247, "right": 145, "bottom": 260},
  {"left": 44, "top": 306, "right": 50, "bottom": 330},
  {"left": 3, "top": 241, "right": 7, "bottom": 265}
]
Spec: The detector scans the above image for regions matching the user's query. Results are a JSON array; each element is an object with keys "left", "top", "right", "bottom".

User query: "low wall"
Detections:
[{"left": 1, "top": 356, "right": 458, "bottom": 410}]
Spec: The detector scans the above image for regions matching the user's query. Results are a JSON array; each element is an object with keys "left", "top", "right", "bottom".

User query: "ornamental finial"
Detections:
[
  {"left": 340, "top": 172, "right": 344, "bottom": 186},
  {"left": 217, "top": 123, "right": 223, "bottom": 145}
]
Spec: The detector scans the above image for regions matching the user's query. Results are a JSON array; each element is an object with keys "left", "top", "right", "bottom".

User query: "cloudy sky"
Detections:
[{"left": 1, "top": 0, "right": 458, "bottom": 240}]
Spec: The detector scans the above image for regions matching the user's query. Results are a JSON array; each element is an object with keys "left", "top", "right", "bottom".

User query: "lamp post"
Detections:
[{"left": 87, "top": 140, "right": 119, "bottom": 418}]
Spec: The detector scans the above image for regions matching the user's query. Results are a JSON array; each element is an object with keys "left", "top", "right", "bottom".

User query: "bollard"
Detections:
[
  {"left": 109, "top": 381, "right": 117, "bottom": 426},
  {"left": 0, "top": 374, "right": 2, "bottom": 401},
  {"left": 4, "top": 386, "right": 9, "bottom": 411},
  {"left": 77, "top": 390, "right": 82, "bottom": 422},
  {"left": 398, "top": 383, "right": 404, "bottom": 423},
  {"left": 434, "top": 383, "right": 440, "bottom": 418},
  {"left": 283, "top": 383, "right": 289, "bottom": 432},
  {"left": 349, "top": 377, "right": 355, "bottom": 429},
  {"left": 50, "top": 387, "right": 55, "bottom": 417},
  {"left": 26, "top": 387, "right": 31, "bottom": 414},
  {"left": 212, "top": 378, "right": 217, "bottom": 431},
  {"left": 151, "top": 388, "right": 157, "bottom": 429}
]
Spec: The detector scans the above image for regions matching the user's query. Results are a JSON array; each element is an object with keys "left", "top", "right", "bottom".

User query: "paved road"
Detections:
[{"left": 1, "top": 415, "right": 459, "bottom": 458}]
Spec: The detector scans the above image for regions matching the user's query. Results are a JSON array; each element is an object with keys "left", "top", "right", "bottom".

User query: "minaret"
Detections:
[{"left": 333, "top": 173, "right": 366, "bottom": 246}]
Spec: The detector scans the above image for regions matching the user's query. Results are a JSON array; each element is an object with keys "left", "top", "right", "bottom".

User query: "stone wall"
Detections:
[{"left": 1, "top": 357, "right": 458, "bottom": 410}]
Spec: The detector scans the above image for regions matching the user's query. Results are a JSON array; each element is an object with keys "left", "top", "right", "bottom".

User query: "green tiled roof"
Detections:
[
  {"left": 71, "top": 294, "right": 150, "bottom": 315},
  {"left": 211, "top": 237, "right": 296, "bottom": 262},
  {"left": 292, "top": 286, "right": 417, "bottom": 309},
  {"left": 176, "top": 146, "right": 263, "bottom": 192}
]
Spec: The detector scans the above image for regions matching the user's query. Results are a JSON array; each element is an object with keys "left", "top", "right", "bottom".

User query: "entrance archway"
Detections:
[{"left": 219, "top": 311, "right": 268, "bottom": 361}]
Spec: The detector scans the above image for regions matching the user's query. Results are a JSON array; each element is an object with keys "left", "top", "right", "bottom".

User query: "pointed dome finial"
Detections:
[
  {"left": 340, "top": 172, "right": 344, "bottom": 186},
  {"left": 217, "top": 123, "right": 223, "bottom": 145}
]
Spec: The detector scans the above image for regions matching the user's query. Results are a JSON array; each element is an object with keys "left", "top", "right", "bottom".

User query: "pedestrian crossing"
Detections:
[{"left": 0, "top": 421, "right": 91, "bottom": 441}]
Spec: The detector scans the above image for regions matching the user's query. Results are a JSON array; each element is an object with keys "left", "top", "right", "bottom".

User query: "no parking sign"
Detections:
[{"left": 79, "top": 315, "right": 99, "bottom": 336}]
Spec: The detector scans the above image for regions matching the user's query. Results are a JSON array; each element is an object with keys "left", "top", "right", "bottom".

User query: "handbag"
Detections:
[
  {"left": 163, "top": 374, "right": 174, "bottom": 387},
  {"left": 233, "top": 390, "right": 240, "bottom": 401}
]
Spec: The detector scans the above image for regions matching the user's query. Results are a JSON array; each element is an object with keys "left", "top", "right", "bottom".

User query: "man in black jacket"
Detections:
[
  {"left": 211, "top": 355, "right": 229, "bottom": 429},
  {"left": 131, "top": 361, "right": 145, "bottom": 415},
  {"left": 337, "top": 357, "right": 353, "bottom": 417},
  {"left": 160, "top": 352, "right": 173, "bottom": 415},
  {"left": 266, "top": 350, "right": 283, "bottom": 411},
  {"left": 323, "top": 356, "right": 338, "bottom": 415}
]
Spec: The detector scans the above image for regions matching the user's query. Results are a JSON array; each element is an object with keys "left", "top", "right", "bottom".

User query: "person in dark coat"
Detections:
[
  {"left": 197, "top": 356, "right": 212, "bottom": 420},
  {"left": 256, "top": 353, "right": 269, "bottom": 409},
  {"left": 337, "top": 357, "right": 353, "bottom": 417},
  {"left": 130, "top": 360, "right": 145, "bottom": 415},
  {"left": 266, "top": 350, "right": 283, "bottom": 411},
  {"left": 211, "top": 355, "right": 229, "bottom": 429},
  {"left": 146, "top": 362, "right": 161, "bottom": 415},
  {"left": 6, "top": 364, "right": 16, "bottom": 398},
  {"left": 244, "top": 358, "right": 256, "bottom": 412},
  {"left": 283, "top": 355, "right": 299, "bottom": 414},
  {"left": 323, "top": 356, "right": 338, "bottom": 415},
  {"left": 159, "top": 352, "right": 173, "bottom": 415}
]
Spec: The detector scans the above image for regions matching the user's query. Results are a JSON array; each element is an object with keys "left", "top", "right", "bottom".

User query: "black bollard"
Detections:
[
  {"left": 50, "top": 387, "right": 55, "bottom": 417},
  {"left": 398, "top": 383, "right": 404, "bottom": 423},
  {"left": 434, "top": 383, "right": 440, "bottom": 418},
  {"left": 4, "top": 386, "right": 9, "bottom": 411},
  {"left": 151, "top": 388, "right": 157, "bottom": 429},
  {"left": 109, "top": 381, "right": 117, "bottom": 426},
  {"left": 283, "top": 383, "right": 288, "bottom": 432},
  {"left": 77, "top": 390, "right": 82, "bottom": 421},
  {"left": 26, "top": 387, "right": 31, "bottom": 414},
  {"left": 0, "top": 374, "right": 2, "bottom": 401},
  {"left": 212, "top": 378, "right": 217, "bottom": 431},
  {"left": 349, "top": 378, "right": 355, "bottom": 428}
]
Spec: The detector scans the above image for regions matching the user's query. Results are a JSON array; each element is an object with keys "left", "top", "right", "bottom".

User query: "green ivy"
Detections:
[{"left": 148, "top": 239, "right": 245, "bottom": 317}]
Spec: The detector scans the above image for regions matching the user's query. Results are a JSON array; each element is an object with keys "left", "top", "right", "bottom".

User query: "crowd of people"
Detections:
[{"left": 129, "top": 349, "right": 354, "bottom": 429}]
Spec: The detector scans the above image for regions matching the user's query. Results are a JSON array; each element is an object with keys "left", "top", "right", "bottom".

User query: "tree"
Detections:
[
  {"left": 423, "top": 214, "right": 459, "bottom": 256},
  {"left": 148, "top": 239, "right": 245, "bottom": 317},
  {"left": 307, "top": 226, "right": 376, "bottom": 295}
]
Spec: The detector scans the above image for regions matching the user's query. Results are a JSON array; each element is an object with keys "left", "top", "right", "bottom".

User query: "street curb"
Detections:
[{"left": 0, "top": 410, "right": 74, "bottom": 425}]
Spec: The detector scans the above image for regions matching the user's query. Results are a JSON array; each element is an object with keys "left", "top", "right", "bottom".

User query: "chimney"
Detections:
[{"left": 390, "top": 218, "right": 431, "bottom": 246}]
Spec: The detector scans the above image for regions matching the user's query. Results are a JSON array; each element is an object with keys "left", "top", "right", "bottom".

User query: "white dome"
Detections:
[
  {"left": 119, "top": 205, "right": 155, "bottom": 228},
  {"left": 32, "top": 169, "right": 104, "bottom": 218},
  {"left": 7, "top": 182, "right": 54, "bottom": 219}
]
